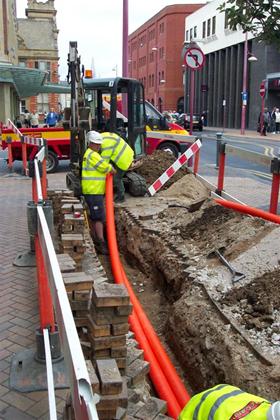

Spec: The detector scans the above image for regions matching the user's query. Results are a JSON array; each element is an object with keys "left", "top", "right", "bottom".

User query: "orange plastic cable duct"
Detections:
[
  {"left": 215, "top": 198, "right": 280, "bottom": 224},
  {"left": 105, "top": 174, "right": 190, "bottom": 414}
]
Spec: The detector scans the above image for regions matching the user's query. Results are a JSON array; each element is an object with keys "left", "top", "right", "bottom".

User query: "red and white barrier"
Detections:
[{"left": 148, "top": 139, "right": 202, "bottom": 196}]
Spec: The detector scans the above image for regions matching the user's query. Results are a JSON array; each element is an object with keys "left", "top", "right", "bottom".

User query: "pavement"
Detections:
[
  {"left": 205, "top": 126, "right": 280, "bottom": 141},
  {"left": 0, "top": 170, "right": 67, "bottom": 419}
]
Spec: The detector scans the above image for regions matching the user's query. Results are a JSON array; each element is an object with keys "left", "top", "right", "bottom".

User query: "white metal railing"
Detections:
[{"left": 34, "top": 146, "right": 99, "bottom": 419}]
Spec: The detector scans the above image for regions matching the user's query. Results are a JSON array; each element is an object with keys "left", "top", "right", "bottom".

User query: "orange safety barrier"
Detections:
[
  {"left": 106, "top": 174, "right": 190, "bottom": 417},
  {"left": 193, "top": 148, "right": 200, "bottom": 175},
  {"left": 7, "top": 138, "right": 13, "bottom": 170},
  {"left": 215, "top": 198, "right": 280, "bottom": 224},
  {"left": 269, "top": 173, "right": 280, "bottom": 214},
  {"left": 21, "top": 140, "right": 27, "bottom": 175}
]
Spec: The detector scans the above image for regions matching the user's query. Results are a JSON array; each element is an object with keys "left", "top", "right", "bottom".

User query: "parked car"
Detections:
[{"left": 177, "top": 113, "right": 203, "bottom": 131}]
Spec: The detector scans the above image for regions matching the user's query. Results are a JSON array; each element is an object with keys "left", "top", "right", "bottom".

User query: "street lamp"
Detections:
[
  {"left": 152, "top": 47, "right": 158, "bottom": 108},
  {"left": 240, "top": 32, "right": 258, "bottom": 135}
]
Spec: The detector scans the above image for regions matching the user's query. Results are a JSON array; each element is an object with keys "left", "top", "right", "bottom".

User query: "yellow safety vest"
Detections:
[
  {"left": 81, "top": 148, "right": 112, "bottom": 195},
  {"left": 101, "top": 132, "right": 134, "bottom": 171},
  {"left": 179, "top": 384, "right": 271, "bottom": 420}
]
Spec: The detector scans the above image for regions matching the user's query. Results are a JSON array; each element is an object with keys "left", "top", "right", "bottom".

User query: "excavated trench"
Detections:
[{"left": 114, "top": 169, "right": 280, "bottom": 401}]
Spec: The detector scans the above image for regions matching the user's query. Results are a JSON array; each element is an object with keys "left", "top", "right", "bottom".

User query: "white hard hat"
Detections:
[
  {"left": 267, "top": 402, "right": 280, "bottom": 420},
  {"left": 86, "top": 131, "right": 103, "bottom": 144}
]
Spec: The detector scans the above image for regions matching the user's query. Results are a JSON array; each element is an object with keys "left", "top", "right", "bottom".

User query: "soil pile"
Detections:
[
  {"left": 135, "top": 150, "right": 189, "bottom": 188},
  {"left": 159, "top": 173, "right": 209, "bottom": 202}
]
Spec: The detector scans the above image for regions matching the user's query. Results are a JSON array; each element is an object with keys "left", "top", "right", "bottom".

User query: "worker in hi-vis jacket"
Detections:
[{"left": 179, "top": 384, "right": 280, "bottom": 419}]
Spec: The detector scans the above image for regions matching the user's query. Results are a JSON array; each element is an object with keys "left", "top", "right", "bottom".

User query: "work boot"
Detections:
[{"left": 93, "top": 238, "right": 109, "bottom": 255}]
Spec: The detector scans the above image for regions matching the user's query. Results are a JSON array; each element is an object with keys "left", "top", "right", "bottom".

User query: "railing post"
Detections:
[
  {"left": 269, "top": 157, "right": 280, "bottom": 214},
  {"left": 21, "top": 135, "right": 28, "bottom": 176},
  {"left": 6, "top": 136, "right": 13, "bottom": 171},
  {"left": 41, "top": 140, "right": 48, "bottom": 199},
  {"left": 216, "top": 141, "right": 226, "bottom": 195},
  {"left": 216, "top": 132, "right": 223, "bottom": 169},
  {"left": 193, "top": 148, "right": 200, "bottom": 175}
]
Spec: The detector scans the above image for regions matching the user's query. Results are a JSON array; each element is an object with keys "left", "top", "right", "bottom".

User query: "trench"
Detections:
[{"left": 113, "top": 192, "right": 280, "bottom": 401}]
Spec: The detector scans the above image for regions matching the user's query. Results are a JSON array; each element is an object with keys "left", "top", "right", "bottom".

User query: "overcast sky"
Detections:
[{"left": 16, "top": 0, "right": 206, "bottom": 80}]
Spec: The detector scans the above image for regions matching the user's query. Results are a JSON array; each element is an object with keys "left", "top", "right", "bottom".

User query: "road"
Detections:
[{"left": 1, "top": 130, "right": 279, "bottom": 210}]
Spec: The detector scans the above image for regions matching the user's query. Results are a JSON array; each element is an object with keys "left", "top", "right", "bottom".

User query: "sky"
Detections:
[{"left": 16, "top": 0, "right": 206, "bottom": 80}]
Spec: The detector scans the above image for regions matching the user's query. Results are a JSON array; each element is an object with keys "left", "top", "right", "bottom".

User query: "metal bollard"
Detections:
[{"left": 216, "top": 132, "right": 223, "bottom": 169}]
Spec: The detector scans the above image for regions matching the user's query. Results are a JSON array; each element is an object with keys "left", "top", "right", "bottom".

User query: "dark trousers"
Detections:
[{"left": 114, "top": 168, "right": 126, "bottom": 200}]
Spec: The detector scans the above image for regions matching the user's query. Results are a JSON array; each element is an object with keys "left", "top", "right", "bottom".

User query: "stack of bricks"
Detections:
[
  {"left": 47, "top": 189, "right": 76, "bottom": 225},
  {"left": 88, "top": 282, "right": 131, "bottom": 376}
]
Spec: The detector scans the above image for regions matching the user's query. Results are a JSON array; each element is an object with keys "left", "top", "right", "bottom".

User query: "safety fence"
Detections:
[{"left": 29, "top": 140, "right": 99, "bottom": 419}]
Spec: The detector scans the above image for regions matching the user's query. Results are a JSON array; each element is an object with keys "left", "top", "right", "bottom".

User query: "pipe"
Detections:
[
  {"left": 215, "top": 198, "right": 280, "bottom": 224},
  {"left": 106, "top": 174, "right": 190, "bottom": 413}
]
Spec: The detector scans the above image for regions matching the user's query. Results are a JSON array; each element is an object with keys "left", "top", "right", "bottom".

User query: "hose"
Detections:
[
  {"left": 105, "top": 173, "right": 190, "bottom": 417},
  {"left": 215, "top": 198, "right": 280, "bottom": 224}
]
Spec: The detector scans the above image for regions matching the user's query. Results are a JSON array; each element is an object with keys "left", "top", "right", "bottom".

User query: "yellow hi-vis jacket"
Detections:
[
  {"left": 81, "top": 148, "right": 112, "bottom": 195},
  {"left": 179, "top": 384, "right": 271, "bottom": 420},
  {"left": 101, "top": 132, "right": 134, "bottom": 171}
]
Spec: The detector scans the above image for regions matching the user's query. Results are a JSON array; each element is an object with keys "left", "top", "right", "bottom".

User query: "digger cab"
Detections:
[{"left": 83, "top": 77, "right": 146, "bottom": 159}]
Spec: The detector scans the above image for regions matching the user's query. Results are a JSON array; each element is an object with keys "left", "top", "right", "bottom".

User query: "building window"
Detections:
[
  {"left": 207, "top": 19, "right": 211, "bottom": 37},
  {"left": 152, "top": 74, "right": 154, "bottom": 87},
  {"left": 212, "top": 16, "right": 216, "bottom": 35},
  {"left": 34, "top": 61, "right": 51, "bottom": 81},
  {"left": 149, "top": 75, "right": 151, "bottom": 87},
  {"left": 37, "top": 93, "right": 49, "bottom": 113},
  {"left": 159, "top": 47, "right": 164, "bottom": 59},
  {"left": 194, "top": 26, "right": 197, "bottom": 38},
  {"left": 20, "top": 100, "right": 26, "bottom": 114},
  {"left": 185, "top": 30, "right": 189, "bottom": 42},
  {"left": 224, "top": 11, "right": 229, "bottom": 29},
  {"left": 159, "top": 22, "right": 164, "bottom": 33},
  {"left": 202, "top": 21, "right": 206, "bottom": 38}
]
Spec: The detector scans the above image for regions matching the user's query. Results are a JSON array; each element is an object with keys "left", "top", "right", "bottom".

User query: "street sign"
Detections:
[
  {"left": 259, "top": 80, "right": 266, "bottom": 98},
  {"left": 184, "top": 47, "right": 205, "bottom": 70}
]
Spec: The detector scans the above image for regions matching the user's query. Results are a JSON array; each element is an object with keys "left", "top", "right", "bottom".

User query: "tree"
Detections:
[{"left": 219, "top": 1, "right": 280, "bottom": 48}]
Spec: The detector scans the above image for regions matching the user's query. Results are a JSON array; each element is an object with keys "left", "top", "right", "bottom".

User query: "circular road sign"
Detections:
[
  {"left": 259, "top": 80, "right": 266, "bottom": 98},
  {"left": 184, "top": 47, "right": 205, "bottom": 70}
]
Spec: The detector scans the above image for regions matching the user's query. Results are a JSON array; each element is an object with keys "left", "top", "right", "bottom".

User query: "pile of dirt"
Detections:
[
  {"left": 135, "top": 150, "right": 189, "bottom": 188},
  {"left": 159, "top": 173, "right": 209, "bottom": 202}
]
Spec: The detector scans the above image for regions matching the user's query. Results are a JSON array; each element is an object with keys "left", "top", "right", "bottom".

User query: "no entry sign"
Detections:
[
  {"left": 184, "top": 47, "right": 205, "bottom": 70},
  {"left": 259, "top": 80, "right": 266, "bottom": 98}
]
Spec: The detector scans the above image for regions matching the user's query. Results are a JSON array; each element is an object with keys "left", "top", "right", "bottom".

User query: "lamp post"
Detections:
[
  {"left": 152, "top": 47, "right": 158, "bottom": 108},
  {"left": 241, "top": 32, "right": 258, "bottom": 135}
]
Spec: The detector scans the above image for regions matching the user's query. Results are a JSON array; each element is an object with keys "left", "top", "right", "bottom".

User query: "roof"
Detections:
[{"left": 0, "top": 64, "right": 47, "bottom": 98}]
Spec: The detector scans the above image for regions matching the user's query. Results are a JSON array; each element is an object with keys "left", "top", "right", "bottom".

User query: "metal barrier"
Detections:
[
  {"left": 33, "top": 145, "right": 99, "bottom": 418},
  {"left": 215, "top": 140, "right": 280, "bottom": 214}
]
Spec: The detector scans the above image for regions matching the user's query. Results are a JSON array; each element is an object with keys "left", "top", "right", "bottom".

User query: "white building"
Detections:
[{"left": 184, "top": 0, "right": 280, "bottom": 129}]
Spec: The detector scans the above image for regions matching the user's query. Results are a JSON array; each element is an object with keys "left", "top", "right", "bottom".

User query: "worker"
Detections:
[
  {"left": 100, "top": 131, "right": 135, "bottom": 203},
  {"left": 81, "top": 131, "right": 116, "bottom": 254},
  {"left": 178, "top": 384, "right": 280, "bottom": 419}
]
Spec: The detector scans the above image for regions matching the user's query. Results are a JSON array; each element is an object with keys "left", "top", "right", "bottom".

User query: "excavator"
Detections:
[{"left": 64, "top": 41, "right": 147, "bottom": 197}]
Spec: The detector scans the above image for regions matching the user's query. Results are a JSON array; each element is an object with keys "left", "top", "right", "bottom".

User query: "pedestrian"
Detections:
[
  {"left": 29, "top": 111, "right": 39, "bottom": 128},
  {"left": 15, "top": 115, "right": 22, "bottom": 128},
  {"left": 81, "top": 130, "right": 116, "bottom": 255},
  {"left": 258, "top": 108, "right": 271, "bottom": 136},
  {"left": 274, "top": 108, "right": 280, "bottom": 133},
  {"left": 100, "top": 131, "right": 135, "bottom": 203},
  {"left": 46, "top": 108, "right": 58, "bottom": 127},
  {"left": 23, "top": 109, "right": 30, "bottom": 128},
  {"left": 271, "top": 107, "right": 277, "bottom": 134},
  {"left": 179, "top": 383, "right": 280, "bottom": 419}
]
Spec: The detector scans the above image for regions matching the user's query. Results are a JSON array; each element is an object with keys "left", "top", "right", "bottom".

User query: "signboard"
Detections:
[
  {"left": 259, "top": 80, "right": 266, "bottom": 98},
  {"left": 184, "top": 47, "right": 205, "bottom": 70}
]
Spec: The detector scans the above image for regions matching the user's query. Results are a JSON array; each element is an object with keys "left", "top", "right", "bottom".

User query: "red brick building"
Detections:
[
  {"left": 17, "top": 0, "right": 59, "bottom": 115},
  {"left": 128, "top": 4, "right": 203, "bottom": 112}
]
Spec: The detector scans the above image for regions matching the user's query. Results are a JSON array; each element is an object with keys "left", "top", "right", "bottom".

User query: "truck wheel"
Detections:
[
  {"left": 157, "top": 142, "right": 179, "bottom": 158},
  {"left": 46, "top": 151, "right": 59, "bottom": 173}
]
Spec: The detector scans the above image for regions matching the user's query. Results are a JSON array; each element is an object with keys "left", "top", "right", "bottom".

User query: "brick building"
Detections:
[
  {"left": 128, "top": 4, "right": 203, "bottom": 113},
  {"left": 17, "top": 0, "right": 59, "bottom": 114}
]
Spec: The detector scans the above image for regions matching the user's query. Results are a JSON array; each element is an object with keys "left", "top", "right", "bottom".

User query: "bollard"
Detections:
[
  {"left": 216, "top": 132, "right": 223, "bottom": 169},
  {"left": 216, "top": 141, "right": 226, "bottom": 195},
  {"left": 269, "top": 157, "right": 280, "bottom": 214}
]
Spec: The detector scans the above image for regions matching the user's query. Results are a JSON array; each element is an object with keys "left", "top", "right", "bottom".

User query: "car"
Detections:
[{"left": 177, "top": 113, "right": 203, "bottom": 131}]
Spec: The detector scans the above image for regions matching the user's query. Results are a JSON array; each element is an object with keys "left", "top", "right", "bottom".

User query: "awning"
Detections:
[
  {"left": 0, "top": 64, "right": 47, "bottom": 98},
  {"left": 0, "top": 64, "right": 73, "bottom": 97}
]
